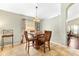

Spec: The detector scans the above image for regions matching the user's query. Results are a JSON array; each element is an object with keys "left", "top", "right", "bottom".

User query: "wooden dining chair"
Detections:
[
  {"left": 24, "top": 31, "right": 36, "bottom": 54},
  {"left": 38, "top": 31, "right": 52, "bottom": 53}
]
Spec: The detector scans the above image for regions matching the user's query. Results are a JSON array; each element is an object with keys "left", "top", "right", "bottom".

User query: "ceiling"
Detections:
[{"left": 0, "top": 3, "right": 61, "bottom": 19}]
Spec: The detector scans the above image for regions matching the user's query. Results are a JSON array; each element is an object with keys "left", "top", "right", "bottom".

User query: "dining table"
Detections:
[
  {"left": 28, "top": 31, "right": 45, "bottom": 49},
  {"left": 21, "top": 31, "right": 45, "bottom": 49}
]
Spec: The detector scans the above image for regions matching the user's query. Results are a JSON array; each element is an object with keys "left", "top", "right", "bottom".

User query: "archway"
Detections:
[{"left": 66, "top": 3, "right": 79, "bottom": 49}]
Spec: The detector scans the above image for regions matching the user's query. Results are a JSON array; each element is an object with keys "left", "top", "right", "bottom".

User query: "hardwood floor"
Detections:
[{"left": 0, "top": 42, "right": 79, "bottom": 56}]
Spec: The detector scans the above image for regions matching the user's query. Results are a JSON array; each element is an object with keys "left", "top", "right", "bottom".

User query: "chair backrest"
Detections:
[
  {"left": 24, "top": 31, "right": 29, "bottom": 41},
  {"left": 45, "top": 31, "right": 52, "bottom": 41}
]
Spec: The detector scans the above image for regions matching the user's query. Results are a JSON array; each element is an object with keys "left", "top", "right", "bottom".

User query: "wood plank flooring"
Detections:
[{"left": 0, "top": 42, "right": 79, "bottom": 56}]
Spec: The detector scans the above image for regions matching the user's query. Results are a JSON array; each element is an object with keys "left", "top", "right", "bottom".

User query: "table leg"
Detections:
[
  {"left": 1, "top": 37, "right": 4, "bottom": 51},
  {"left": 12, "top": 36, "right": 13, "bottom": 47}
]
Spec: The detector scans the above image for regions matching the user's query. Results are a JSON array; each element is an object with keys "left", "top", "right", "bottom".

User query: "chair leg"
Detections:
[
  {"left": 32, "top": 41, "right": 34, "bottom": 47},
  {"left": 44, "top": 42, "right": 46, "bottom": 53},
  {"left": 12, "top": 36, "right": 14, "bottom": 47},
  {"left": 21, "top": 35, "right": 24, "bottom": 44},
  {"left": 25, "top": 41, "right": 27, "bottom": 50},
  {"left": 48, "top": 41, "right": 50, "bottom": 51},
  {"left": 28, "top": 41, "right": 29, "bottom": 54}
]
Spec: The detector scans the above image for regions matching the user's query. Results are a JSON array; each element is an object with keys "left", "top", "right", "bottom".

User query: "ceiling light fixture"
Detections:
[{"left": 33, "top": 4, "right": 40, "bottom": 22}]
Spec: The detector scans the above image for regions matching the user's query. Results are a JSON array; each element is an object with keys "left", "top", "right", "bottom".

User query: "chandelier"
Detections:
[{"left": 33, "top": 5, "right": 40, "bottom": 22}]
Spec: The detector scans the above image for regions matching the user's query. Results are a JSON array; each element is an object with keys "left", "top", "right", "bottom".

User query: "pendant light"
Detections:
[{"left": 33, "top": 5, "right": 40, "bottom": 22}]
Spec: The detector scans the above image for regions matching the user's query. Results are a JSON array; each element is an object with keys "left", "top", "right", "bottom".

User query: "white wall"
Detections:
[
  {"left": 0, "top": 10, "right": 32, "bottom": 45},
  {"left": 41, "top": 15, "right": 66, "bottom": 44},
  {"left": 60, "top": 4, "right": 69, "bottom": 45},
  {"left": 41, "top": 4, "right": 69, "bottom": 45}
]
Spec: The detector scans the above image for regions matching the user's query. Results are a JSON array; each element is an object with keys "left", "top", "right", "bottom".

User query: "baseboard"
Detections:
[{"left": 50, "top": 41, "right": 68, "bottom": 48}]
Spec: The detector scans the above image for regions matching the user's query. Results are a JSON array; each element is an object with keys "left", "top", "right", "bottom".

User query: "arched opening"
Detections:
[{"left": 66, "top": 3, "right": 79, "bottom": 49}]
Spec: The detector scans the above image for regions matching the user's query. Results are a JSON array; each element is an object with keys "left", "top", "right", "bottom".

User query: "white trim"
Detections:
[
  {"left": 50, "top": 41, "right": 68, "bottom": 48},
  {"left": 50, "top": 41, "right": 79, "bottom": 52}
]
